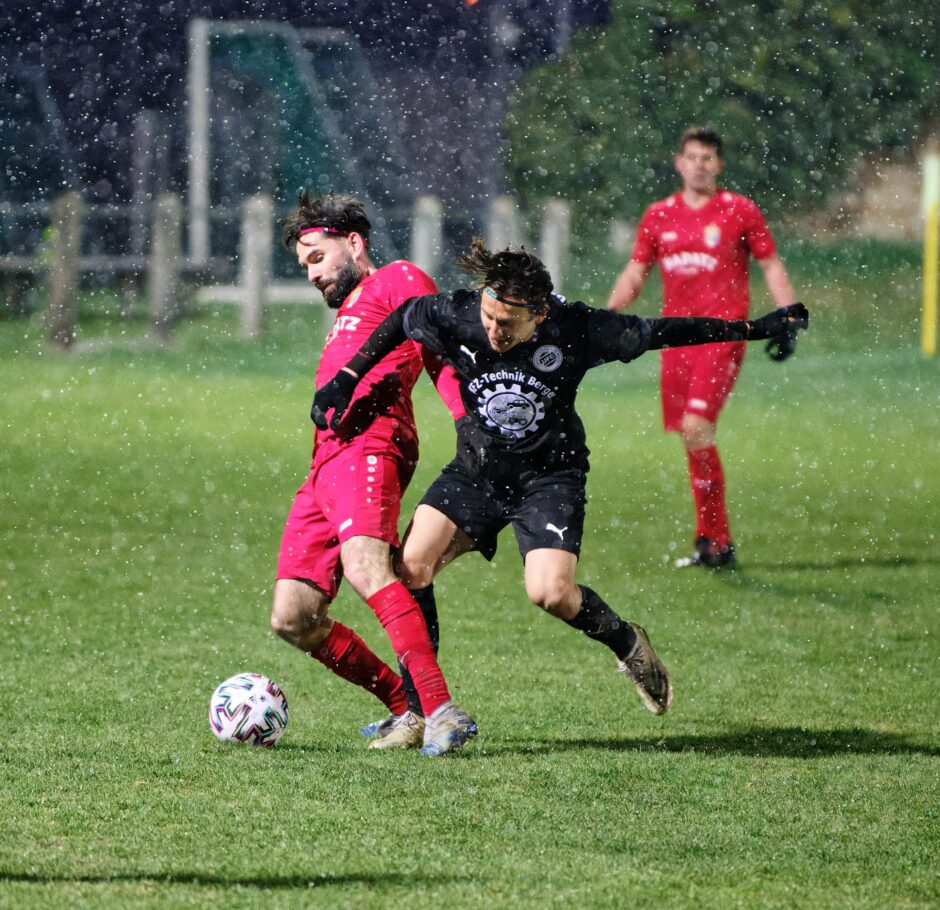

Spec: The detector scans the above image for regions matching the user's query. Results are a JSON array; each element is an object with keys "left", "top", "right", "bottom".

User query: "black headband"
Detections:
[{"left": 482, "top": 286, "right": 547, "bottom": 312}]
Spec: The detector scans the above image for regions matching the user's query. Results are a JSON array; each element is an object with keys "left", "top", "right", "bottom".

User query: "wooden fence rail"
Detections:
[{"left": 1, "top": 192, "right": 573, "bottom": 344}]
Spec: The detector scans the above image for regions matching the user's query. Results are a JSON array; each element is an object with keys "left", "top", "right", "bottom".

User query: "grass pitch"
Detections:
[{"left": 0, "top": 239, "right": 938, "bottom": 908}]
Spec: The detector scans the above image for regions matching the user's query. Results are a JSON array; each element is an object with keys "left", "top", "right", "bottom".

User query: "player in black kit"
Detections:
[{"left": 312, "top": 238, "right": 809, "bottom": 745}]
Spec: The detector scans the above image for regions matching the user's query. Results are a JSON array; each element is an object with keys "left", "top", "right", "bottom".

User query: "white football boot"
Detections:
[
  {"left": 419, "top": 701, "right": 478, "bottom": 757},
  {"left": 369, "top": 710, "right": 426, "bottom": 750}
]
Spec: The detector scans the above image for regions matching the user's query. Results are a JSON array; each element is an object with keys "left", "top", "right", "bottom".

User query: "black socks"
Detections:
[
  {"left": 401, "top": 584, "right": 439, "bottom": 715},
  {"left": 565, "top": 585, "right": 636, "bottom": 661}
]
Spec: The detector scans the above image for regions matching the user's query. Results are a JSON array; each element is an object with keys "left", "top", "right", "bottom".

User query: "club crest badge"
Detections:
[
  {"left": 532, "top": 345, "right": 563, "bottom": 372},
  {"left": 704, "top": 223, "right": 721, "bottom": 249}
]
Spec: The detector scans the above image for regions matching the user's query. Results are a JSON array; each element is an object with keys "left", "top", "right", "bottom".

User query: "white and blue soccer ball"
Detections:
[{"left": 209, "top": 672, "right": 289, "bottom": 747}]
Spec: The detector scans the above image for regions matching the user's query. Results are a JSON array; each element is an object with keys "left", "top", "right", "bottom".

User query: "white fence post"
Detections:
[
  {"left": 487, "top": 195, "right": 521, "bottom": 250},
  {"left": 46, "top": 191, "right": 83, "bottom": 348},
  {"left": 187, "top": 18, "right": 211, "bottom": 265},
  {"left": 410, "top": 195, "right": 443, "bottom": 277},
  {"left": 149, "top": 193, "right": 183, "bottom": 343},
  {"left": 239, "top": 195, "right": 274, "bottom": 339},
  {"left": 539, "top": 198, "right": 571, "bottom": 294},
  {"left": 131, "top": 110, "right": 157, "bottom": 258},
  {"left": 609, "top": 218, "right": 635, "bottom": 259}
]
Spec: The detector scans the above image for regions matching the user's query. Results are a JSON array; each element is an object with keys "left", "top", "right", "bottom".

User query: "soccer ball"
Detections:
[{"left": 209, "top": 672, "right": 289, "bottom": 747}]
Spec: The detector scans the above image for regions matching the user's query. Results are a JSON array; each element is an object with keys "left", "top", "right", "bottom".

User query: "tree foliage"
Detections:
[{"left": 506, "top": 0, "right": 940, "bottom": 221}]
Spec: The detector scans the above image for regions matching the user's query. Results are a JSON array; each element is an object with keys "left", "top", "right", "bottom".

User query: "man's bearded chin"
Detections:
[{"left": 324, "top": 260, "right": 364, "bottom": 309}]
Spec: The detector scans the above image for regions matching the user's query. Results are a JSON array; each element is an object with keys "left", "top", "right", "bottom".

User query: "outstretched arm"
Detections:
[{"left": 646, "top": 303, "right": 809, "bottom": 350}]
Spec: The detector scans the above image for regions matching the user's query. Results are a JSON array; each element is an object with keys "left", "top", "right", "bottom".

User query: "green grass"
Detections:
[{"left": 1, "top": 239, "right": 938, "bottom": 908}]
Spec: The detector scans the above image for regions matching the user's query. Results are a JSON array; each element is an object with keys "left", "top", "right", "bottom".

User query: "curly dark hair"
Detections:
[
  {"left": 282, "top": 190, "right": 372, "bottom": 250},
  {"left": 456, "top": 236, "right": 553, "bottom": 308},
  {"left": 679, "top": 125, "right": 723, "bottom": 158}
]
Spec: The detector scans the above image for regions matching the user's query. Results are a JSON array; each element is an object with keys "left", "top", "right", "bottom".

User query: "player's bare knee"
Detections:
[
  {"left": 269, "top": 603, "right": 302, "bottom": 642},
  {"left": 396, "top": 551, "right": 434, "bottom": 589},
  {"left": 270, "top": 606, "right": 331, "bottom": 649},
  {"left": 270, "top": 580, "right": 330, "bottom": 647},
  {"left": 526, "top": 578, "right": 570, "bottom": 616},
  {"left": 681, "top": 414, "right": 715, "bottom": 450}
]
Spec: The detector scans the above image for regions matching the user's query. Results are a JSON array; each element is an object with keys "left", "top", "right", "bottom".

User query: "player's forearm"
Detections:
[
  {"left": 646, "top": 303, "right": 809, "bottom": 349},
  {"left": 759, "top": 256, "right": 797, "bottom": 309},
  {"left": 646, "top": 317, "right": 748, "bottom": 349},
  {"left": 606, "top": 262, "right": 649, "bottom": 311},
  {"left": 344, "top": 305, "right": 409, "bottom": 378},
  {"left": 311, "top": 305, "right": 411, "bottom": 430}
]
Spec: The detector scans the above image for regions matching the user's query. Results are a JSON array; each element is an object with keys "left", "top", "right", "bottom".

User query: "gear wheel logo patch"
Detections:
[{"left": 478, "top": 382, "right": 546, "bottom": 438}]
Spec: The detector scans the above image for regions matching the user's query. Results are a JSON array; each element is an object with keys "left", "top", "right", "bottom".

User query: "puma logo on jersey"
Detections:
[
  {"left": 546, "top": 523, "right": 568, "bottom": 541},
  {"left": 460, "top": 345, "right": 478, "bottom": 364}
]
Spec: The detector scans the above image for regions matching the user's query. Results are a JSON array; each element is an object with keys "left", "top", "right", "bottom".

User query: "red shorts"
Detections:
[
  {"left": 660, "top": 342, "right": 745, "bottom": 431},
  {"left": 276, "top": 425, "right": 418, "bottom": 600}
]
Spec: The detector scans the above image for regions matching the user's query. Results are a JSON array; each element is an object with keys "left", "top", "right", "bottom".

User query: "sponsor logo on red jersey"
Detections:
[{"left": 661, "top": 251, "right": 719, "bottom": 275}]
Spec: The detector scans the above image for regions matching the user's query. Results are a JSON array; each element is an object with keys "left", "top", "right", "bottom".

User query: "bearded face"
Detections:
[
  {"left": 294, "top": 234, "right": 366, "bottom": 309},
  {"left": 322, "top": 257, "right": 364, "bottom": 309}
]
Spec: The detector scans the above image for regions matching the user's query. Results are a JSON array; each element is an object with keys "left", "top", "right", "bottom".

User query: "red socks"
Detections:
[
  {"left": 367, "top": 581, "right": 451, "bottom": 717},
  {"left": 310, "top": 583, "right": 452, "bottom": 718},
  {"left": 311, "top": 621, "right": 409, "bottom": 715},
  {"left": 687, "top": 444, "right": 731, "bottom": 545}
]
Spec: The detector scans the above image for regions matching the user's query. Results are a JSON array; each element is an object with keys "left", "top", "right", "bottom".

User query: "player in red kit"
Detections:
[
  {"left": 607, "top": 126, "right": 804, "bottom": 569},
  {"left": 271, "top": 191, "right": 475, "bottom": 756}
]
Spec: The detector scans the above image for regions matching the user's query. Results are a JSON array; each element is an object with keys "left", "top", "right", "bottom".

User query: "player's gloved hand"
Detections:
[
  {"left": 765, "top": 325, "right": 799, "bottom": 362},
  {"left": 747, "top": 303, "right": 809, "bottom": 341},
  {"left": 454, "top": 414, "right": 490, "bottom": 467},
  {"left": 311, "top": 369, "right": 359, "bottom": 430}
]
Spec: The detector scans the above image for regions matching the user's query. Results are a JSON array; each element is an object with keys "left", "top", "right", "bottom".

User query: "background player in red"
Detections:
[
  {"left": 606, "top": 126, "right": 803, "bottom": 568},
  {"left": 271, "top": 191, "right": 475, "bottom": 756}
]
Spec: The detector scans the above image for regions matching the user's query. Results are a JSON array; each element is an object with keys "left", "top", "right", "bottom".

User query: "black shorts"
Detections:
[{"left": 419, "top": 460, "right": 586, "bottom": 561}]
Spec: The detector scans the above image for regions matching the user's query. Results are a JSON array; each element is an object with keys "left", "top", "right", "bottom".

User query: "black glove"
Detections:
[
  {"left": 310, "top": 370, "right": 359, "bottom": 430},
  {"left": 454, "top": 414, "right": 490, "bottom": 469},
  {"left": 748, "top": 302, "right": 809, "bottom": 341},
  {"left": 765, "top": 325, "right": 799, "bottom": 361},
  {"left": 454, "top": 414, "right": 475, "bottom": 449}
]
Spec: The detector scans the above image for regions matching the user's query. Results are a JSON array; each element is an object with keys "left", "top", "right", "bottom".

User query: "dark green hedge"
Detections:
[{"left": 506, "top": 1, "right": 939, "bottom": 222}]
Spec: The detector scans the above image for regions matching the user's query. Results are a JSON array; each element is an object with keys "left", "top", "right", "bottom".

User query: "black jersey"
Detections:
[{"left": 402, "top": 290, "right": 652, "bottom": 476}]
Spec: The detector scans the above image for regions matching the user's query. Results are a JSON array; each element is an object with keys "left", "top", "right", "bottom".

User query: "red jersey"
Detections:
[
  {"left": 315, "top": 260, "right": 437, "bottom": 444},
  {"left": 631, "top": 190, "right": 777, "bottom": 320}
]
